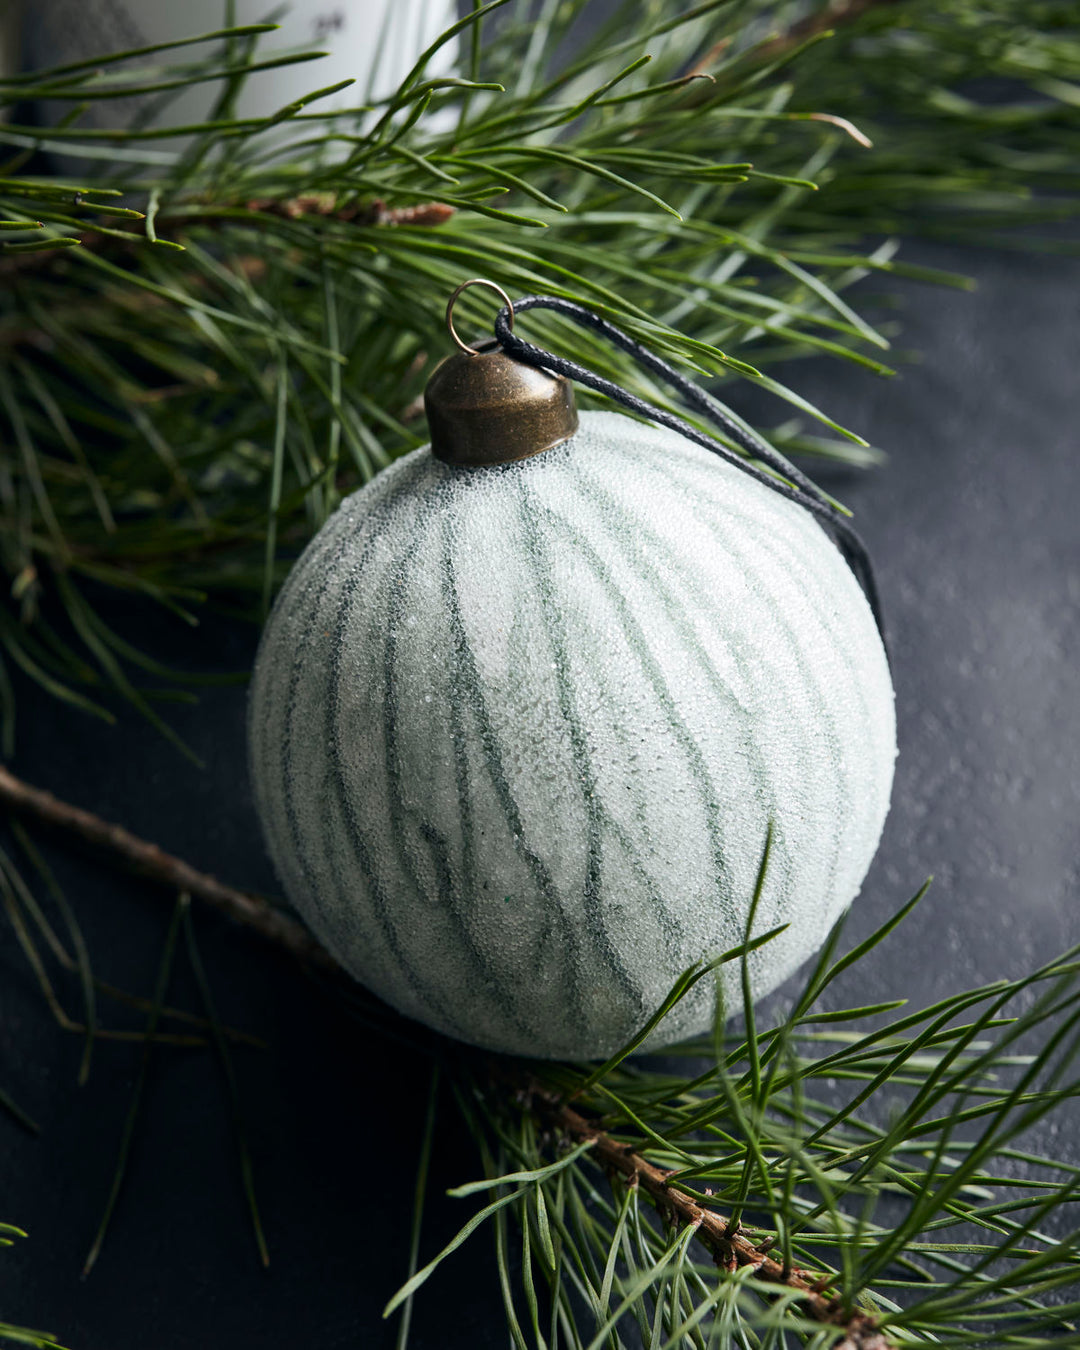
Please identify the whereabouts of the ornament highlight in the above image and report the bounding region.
[249,394,896,1059]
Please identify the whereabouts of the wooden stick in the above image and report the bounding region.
[0,763,334,971]
[534,1087,894,1350]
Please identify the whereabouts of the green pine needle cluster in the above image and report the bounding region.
[0,0,1077,756]
[2,2,1080,1347]
[382,862,1080,1349]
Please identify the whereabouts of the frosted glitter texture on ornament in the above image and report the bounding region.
[249,412,896,1059]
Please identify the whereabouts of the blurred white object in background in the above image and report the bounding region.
[21,0,458,163]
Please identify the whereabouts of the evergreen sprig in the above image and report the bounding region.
[386,880,1080,1349]
[0,0,1077,757]
[2,3,1079,1346]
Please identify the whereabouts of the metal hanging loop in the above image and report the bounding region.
[445,278,515,356]
[427,280,575,465]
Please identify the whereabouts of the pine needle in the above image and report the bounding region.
[181,905,269,1268]
[82,895,186,1277]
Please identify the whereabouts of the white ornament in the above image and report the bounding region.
[249,410,896,1059]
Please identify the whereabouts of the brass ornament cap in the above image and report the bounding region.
[425,347,579,468]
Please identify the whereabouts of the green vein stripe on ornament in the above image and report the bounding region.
[519,478,652,1022]
[443,495,593,1034]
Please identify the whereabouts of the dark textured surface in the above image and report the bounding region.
[2,242,1078,1347]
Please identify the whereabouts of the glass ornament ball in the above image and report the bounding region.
[248,410,896,1060]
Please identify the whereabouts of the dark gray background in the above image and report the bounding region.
[1,241,1077,1347]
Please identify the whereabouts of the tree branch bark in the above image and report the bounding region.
[751,0,906,65]
[0,195,454,281]
[531,1087,894,1350]
[0,762,334,972]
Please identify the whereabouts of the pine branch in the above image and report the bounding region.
[1,0,1077,755]
[689,0,906,82]
[529,1086,894,1350]
[750,0,907,66]
[0,763,331,972]
[3,8,1080,1345]
[0,195,456,279]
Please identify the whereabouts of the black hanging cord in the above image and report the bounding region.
[493,295,888,655]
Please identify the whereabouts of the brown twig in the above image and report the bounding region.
[530,1087,894,1350]
[0,761,893,1345]
[237,194,455,228]
[749,0,905,66]
[686,0,904,84]
[0,194,454,281]
[0,763,335,972]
